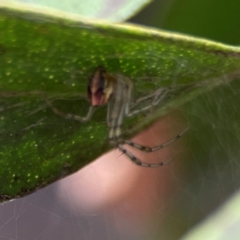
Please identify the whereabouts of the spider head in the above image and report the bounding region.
[88,66,115,106]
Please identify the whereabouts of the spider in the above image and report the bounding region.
[46,66,189,167]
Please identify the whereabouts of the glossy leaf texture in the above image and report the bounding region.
[1,4,240,201]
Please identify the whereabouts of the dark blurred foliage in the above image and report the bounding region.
[130,0,240,45]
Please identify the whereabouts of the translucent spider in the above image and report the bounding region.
[46,66,188,167]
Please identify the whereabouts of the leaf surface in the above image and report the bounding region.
[1,4,240,201]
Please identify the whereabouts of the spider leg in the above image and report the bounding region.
[107,73,130,137]
[118,145,173,167]
[128,85,190,118]
[126,88,169,117]
[108,101,125,144]
[45,98,95,122]
[130,88,166,110]
[0,102,25,112]
[116,127,189,152]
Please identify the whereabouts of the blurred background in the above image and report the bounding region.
[1,0,240,240]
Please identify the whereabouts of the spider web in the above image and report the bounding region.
[2,3,240,240]
[1,44,240,239]
[1,41,240,240]
[1,74,240,240]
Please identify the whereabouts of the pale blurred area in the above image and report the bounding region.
[55,113,188,239]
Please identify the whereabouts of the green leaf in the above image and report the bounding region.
[1,3,240,201]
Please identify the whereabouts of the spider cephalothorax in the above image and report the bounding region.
[88,66,116,106]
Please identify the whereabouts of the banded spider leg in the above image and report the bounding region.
[46,66,189,167]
